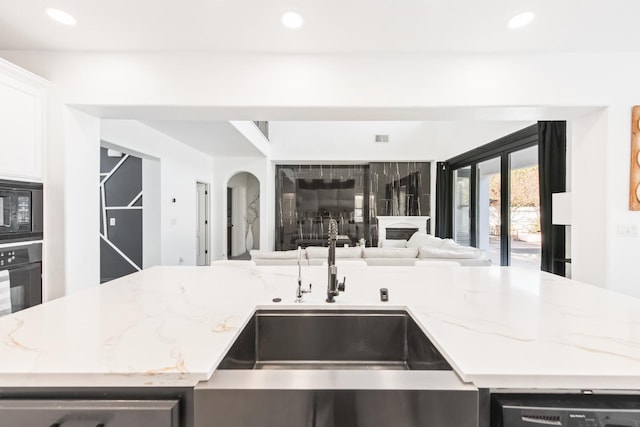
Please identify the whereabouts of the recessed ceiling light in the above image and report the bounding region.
[507,11,534,29]
[282,11,304,29]
[45,8,77,26]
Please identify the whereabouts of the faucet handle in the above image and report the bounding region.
[338,277,346,292]
[295,281,312,303]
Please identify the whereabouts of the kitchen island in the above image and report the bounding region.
[0,265,639,425]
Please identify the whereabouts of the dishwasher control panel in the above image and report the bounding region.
[493,394,640,427]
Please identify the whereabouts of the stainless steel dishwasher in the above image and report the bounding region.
[492,394,640,427]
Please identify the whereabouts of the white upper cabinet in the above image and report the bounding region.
[0,58,47,181]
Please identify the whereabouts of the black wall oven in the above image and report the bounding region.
[0,242,42,314]
[0,179,43,315]
[0,179,43,243]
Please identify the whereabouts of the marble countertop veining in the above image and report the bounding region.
[0,265,639,390]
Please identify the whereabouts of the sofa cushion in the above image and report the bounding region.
[250,249,304,259]
[362,247,419,259]
[306,246,363,259]
[406,232,445,249]
[418,245,484,259]
[440,239,469,250]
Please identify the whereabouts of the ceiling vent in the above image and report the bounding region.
[374,134,389,144]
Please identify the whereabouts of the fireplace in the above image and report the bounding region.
[376,216,430,246]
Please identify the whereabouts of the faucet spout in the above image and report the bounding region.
[295,246,311,302]
[326,219,345,303]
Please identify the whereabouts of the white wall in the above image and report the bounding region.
[101,120,214,266]
[269,121,533,161]
[63,108,101,296]
[570,110,608,287]
[604,105,639,296]
[0,52,624,108]
[1,51,639,295]
[141,157,161,268]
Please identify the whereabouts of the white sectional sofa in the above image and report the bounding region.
[250,232,491,267]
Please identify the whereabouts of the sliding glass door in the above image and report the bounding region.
[509,146,541,268]
[477,157,501,265]
[453,166,471,246]
[447,124,539,267]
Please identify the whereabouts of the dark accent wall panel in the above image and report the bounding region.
[106,210,143,267]
[100,239,138,283]
[104,156,142,207]
[99,146,143,283]
[100,148,123,173]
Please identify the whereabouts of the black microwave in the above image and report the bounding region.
[0,179,43,242]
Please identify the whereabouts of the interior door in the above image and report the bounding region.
[227,187,232,257]
[196,183,209,266]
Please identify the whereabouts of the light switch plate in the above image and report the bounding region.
[109,218,116,226]
[617,224,638,237]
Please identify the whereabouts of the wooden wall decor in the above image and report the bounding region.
[631,106,640,210]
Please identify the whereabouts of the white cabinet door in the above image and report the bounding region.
[0,62,45,181]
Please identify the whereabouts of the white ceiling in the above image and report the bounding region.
[142,120,264,157]
[0,0,638,53]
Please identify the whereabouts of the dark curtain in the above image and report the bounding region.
[435,161,453,238]
[538,121,567,276]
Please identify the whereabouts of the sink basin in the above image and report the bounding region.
[200,310,475,427]
[218,309,451,371]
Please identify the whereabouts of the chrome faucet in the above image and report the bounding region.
[295,246,311,303]
[326,219,346,303]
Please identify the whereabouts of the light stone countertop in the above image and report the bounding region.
[0,265,639,390]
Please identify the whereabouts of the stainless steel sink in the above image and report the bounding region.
[199,309,480,427]
[218,309,451,371]
[196,309,479,427]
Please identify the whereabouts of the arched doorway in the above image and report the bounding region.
[226,172,260,259]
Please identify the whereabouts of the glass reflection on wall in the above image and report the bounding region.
[275,163,431,250]
[368,162,431,246]
[276,165,368,251]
